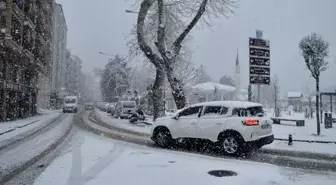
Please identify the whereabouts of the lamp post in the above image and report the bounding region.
[125,10,139,14]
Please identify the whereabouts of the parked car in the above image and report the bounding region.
[107,102,117,114]
[63,96,78,113]
[150,101,274,155]
[113,101,137,119]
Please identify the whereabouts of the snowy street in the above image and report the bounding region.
[1,109,335,184]
[31,131,336,185]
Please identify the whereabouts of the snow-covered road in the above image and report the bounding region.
[33,131,336,185]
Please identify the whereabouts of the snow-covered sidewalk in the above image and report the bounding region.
[266,110,336,142]
[33,132,336,185]
[0,114,73,182]
[0,112,62,143]
[272,121,336,142]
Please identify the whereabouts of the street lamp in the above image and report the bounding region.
[98,52,115,58]
[125,10,139,14]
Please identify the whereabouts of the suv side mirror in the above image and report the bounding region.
[172,115,179,120]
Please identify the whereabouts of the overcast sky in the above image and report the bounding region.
[56,0,336,95]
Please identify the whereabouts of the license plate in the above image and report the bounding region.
[261,124,270,129]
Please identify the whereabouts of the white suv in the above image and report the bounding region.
[150,101,274,155]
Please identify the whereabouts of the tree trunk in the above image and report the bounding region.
[165,66,187,109]
[315,77,321,135]
[152,67,165,121]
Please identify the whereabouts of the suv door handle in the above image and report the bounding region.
[190,122,197,125]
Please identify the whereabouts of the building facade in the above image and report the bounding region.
[0,0,54,121]
[50,3,67,108]
[51,4,67,95]
[64,54,82,96]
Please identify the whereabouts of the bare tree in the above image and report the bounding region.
[271,75,280,117]
[193,64,213,85]
[134,0,236,119]
[299,33,329,135]
[219,75,235,86]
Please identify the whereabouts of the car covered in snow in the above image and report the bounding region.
[113,101,137,119]
[150,101,274,155]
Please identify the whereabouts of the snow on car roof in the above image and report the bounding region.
[65,96,77,99]
[191,101,262,108]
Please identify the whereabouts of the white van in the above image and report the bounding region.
[63,96,78,113]
[113,101,137,119]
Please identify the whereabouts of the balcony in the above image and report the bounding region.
[0,16,6,39]
[10,16,22,46]
[13,0,24,10]
[12,1,25,20]
[24,0,36,24]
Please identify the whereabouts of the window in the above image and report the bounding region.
[203,106,222,116]
[65,99,76,104]
[221,107,228,115]
[232,108,247,117]
[178,106,202,117]
[246,106,264,117]
[232,106,264,117]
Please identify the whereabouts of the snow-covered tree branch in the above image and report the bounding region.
[299,32,329,135]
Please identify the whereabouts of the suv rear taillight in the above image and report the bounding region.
[242,119,259,126]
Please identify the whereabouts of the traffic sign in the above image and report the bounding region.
[256,30,263,39]
[249,48,270,58]
[250,57,270,66]
[249,75,270,85]
[249,38,270,48]
[250,66,270,75]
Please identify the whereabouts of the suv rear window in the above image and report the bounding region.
[232,106,264,117]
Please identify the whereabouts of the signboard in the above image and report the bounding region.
[249,75,270,84]
[250,66,270,75]
[249,48,270,57]
[250,57,270,66]
[249,38,270,48]
[249,31,271,85]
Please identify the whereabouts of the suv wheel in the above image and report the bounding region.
[221,135,242,156]
[154,129,172,148]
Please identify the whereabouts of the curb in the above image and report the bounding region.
[0,128,16,136]
[79,113,336,172]
[0,120,39,136]
[0,114,74,184]
[274,137,336,144]
[259,147,336,161]
[17,120,40,128]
